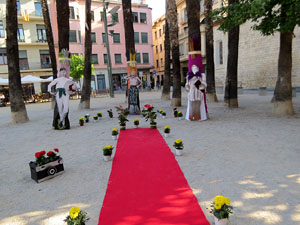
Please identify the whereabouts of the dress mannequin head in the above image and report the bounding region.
[191,65,199,74]
[59,67,67,77]
[130,69,136,77]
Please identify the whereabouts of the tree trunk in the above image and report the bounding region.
[273,30,295,115]
[224,0,239,108]
[122,0,135,54]
[167,0,181,107]
[161,0,171,100]
[186,0,200,45]
[6,0,29,123]
[204,0,218,102]
[79,0,92,109]
[56,0,69,51]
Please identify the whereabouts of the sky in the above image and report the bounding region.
[146,0,166,22]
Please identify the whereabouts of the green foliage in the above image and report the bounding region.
[70,54,95,80]
[210,202,233,220]
[64,210,89,225]
[115,106,129,126]
[212,0,300,35]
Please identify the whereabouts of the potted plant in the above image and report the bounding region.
[115,105,129,130]
[142,104,157,129]
[103,145,114,161]
[173,108,178,118]
[84,114,90,123]
[29,148,64,183]
[210,195,233,225]
[158,109,164,117]
[79,117,84,126]
[177,112,183,120]
[173,139,184,156]
[97,112,102,118]
[164,125,170,137]
[107,109,113,118]
[162,111,166,118]
[93,115,98,121]
[112,128,118,140]
[64,207,89,225]
[134,119,139,128]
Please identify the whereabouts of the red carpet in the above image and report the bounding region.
[98,128,209,225]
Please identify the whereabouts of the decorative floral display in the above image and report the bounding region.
[112,128,118,136]
[84,114,90,122]
[210,195,233,220]
[103,145,114,156]
[177,112,183,117]
[64,207,89,225]
[162,111,166,117]
[173,139,184,149]
[164,125,171,134]
[34,148,60,166]
[173,107,178,117]
[97,112,102,117]
[134,119,139,125]
[93,115,98,120]
[107,109,113,118]
[79,117,84,124]
[142,104,157,127]
[115,105,129,128]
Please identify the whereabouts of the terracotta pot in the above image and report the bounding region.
[79,122,84,126]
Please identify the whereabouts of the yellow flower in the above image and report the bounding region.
[159,109,163,113]
[224,197,231,205]
[175,139,182,144]
[214,203,222,210]
[134,119,139,122]
[69,207,80,219]
[112,128,118,132]
[79,117,84,120]
[214,195,225,205]
[108,145,112,149]
[164,125,170,129]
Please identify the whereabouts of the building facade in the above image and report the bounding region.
[0,0,154,93]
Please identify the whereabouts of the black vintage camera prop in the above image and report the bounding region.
[29,157,64,183]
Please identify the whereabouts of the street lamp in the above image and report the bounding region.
[102,1,119,98]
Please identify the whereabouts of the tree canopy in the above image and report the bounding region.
[212,0,300,35]
[70,54,95,80]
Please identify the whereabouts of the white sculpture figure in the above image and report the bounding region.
[48,67,79,129]
[185,64,207,121]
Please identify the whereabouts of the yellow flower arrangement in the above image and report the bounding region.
[173,139,184,149]
[103,145,114,156]
[176,139,182,144]
[70,207,80,219]
[112,128,118,135]
[64,207,89,224]
[134,119,139,125]
[164,125,171,133]
[210,195,233,220]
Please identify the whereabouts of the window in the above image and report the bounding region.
[160,58,163,67]
[69,30,77,42]
[142,53,149,64]
[156,59,159,68]
[102,33,107,43]
[132,12,138,23]
[91,32,96,43]
[136,53,141,64]
[114,54,122,64]
[0,48,7,65]
[91,54,98,64]
[36,24,46,42]
[0,21,5,38]
[155,31,157,40]
[134,32,139,44]
[160,44,162,52]
[100,11,105,21]
[140,13,147,24]
[17,24,25,42]
[159,29,161,37]
[179,44,184,56]
[141,32,148,44]
[40,50,51,68]
[34,2,43,17]
[219,41,223,65]
[113,33,120,43]
[155,46,158,54]
[112,13,119,23]
[69,7,75,19]
[16,1,21,15]
[19,50,29,70]
[78,30,81,43]
[91,11,94,21]
[103,54,108,64]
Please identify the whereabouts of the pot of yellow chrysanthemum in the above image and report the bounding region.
[103,145,114,161]
[210,195,233,225]
[134,119,139,128]
[64,206,89,225]
[173,139,184,156]
[112,128,118,140]
[164,125,170,137]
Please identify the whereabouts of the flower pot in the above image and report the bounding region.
[93,118,98,121]
[29,157,64,183]
[109,115,113,118]
[162,116,166,119]
[85,119,89,123]
[175,149,183,156]
[79,122,84,126]
[134,125,139,128]
[112,135,117,140]
[103,155,112,161]
[214,217,228,225]
[150,124,157,129]
[120,125,126,130]
[174,114,178,118]
[178,117,183,120]
[164,133,169,138]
